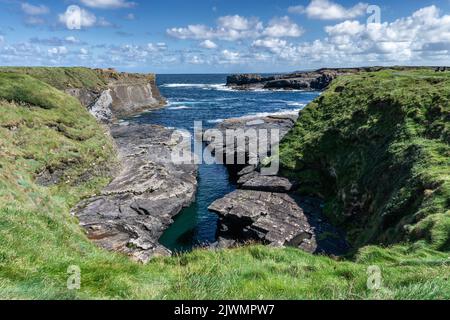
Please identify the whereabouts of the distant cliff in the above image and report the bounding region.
[0,67,166,123]
[227,66,444,91]
[66,68,166,123]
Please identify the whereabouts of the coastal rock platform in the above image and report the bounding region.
[72,123,197,263]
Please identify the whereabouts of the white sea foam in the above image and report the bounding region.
[241,108,302,119]
[207,108,303,124]
[162,83,226,89]
[287,102,306,107]
[207,118,225,124]
[168,105,190,110]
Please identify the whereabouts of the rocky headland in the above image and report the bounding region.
[226,66,442,91]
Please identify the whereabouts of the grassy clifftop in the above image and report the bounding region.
[0,67,156,91]
[0,67,108,91]
[0,68,448,299]
[280,69,450,251]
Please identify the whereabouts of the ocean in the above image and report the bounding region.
[126,74,320,252]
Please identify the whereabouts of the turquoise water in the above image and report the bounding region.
[128,74,320,252]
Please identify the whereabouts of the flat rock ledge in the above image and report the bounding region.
[209,190,317,252]
[72,123,197,263]
[205,114,298,179]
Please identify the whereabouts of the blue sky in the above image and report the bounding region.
[0,0,450,73]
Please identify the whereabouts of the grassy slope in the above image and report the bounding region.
[0,67,108,91]
[0,69,448,300]
[280,69,450,252]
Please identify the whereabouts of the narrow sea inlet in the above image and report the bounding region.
[126,74,320,252]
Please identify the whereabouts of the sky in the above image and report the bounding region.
[0,0,450,73]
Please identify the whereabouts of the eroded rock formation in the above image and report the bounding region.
[208,113,349,255]
[72,124,197,263]
[66,69,166,123]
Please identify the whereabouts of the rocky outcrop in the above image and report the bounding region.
[226,66,440,91]
[66,69,166,123]
[238,171,294,192]
[226,74,276,87]
[226,68,359,91]
[72,123,197,263]
[209,190,349,255]
[108,82,162,118]
[209,190,316,251]
[208,113,349,255]
[205,114,299,179]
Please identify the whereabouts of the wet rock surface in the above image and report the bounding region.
[72,123,197,263]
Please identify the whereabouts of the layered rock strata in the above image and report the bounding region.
[208,113,349,255]
[66,69,166,123]
[72,124,197,263]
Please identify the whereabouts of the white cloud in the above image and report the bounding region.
[80,0,136,9]
[167,15,263,41]
[48,46,68,56]
[5,4,450,70]
[220,49,240,64]
[287,5,305,15]
[147,42,167,52]
[125,13,135,20]
[65,36,78,43]
[276,5,450,65]
[321,5,450,58]
[263,16,304,37]
[325,20,365,36]
[289,0,368,20]
[167,14,302,41]
[21,3,49,15]
[187,55,205,64]
[217,15,260,31]
[58,7,113,28]
[200,39,218,49]
[59,7,96,28]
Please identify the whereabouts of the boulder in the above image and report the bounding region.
[209,190,317,252]
[238,172,294,193]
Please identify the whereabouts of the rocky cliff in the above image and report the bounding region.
[66,68,166,123]
[227,66,443,91]
[72,123,197,263]
[206,114,349,255]
[0,67,166,123]
[279,68,450,251]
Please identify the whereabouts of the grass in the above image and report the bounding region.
[0,67,108,91]
[0,68,449,300]
[280,69,450,251]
